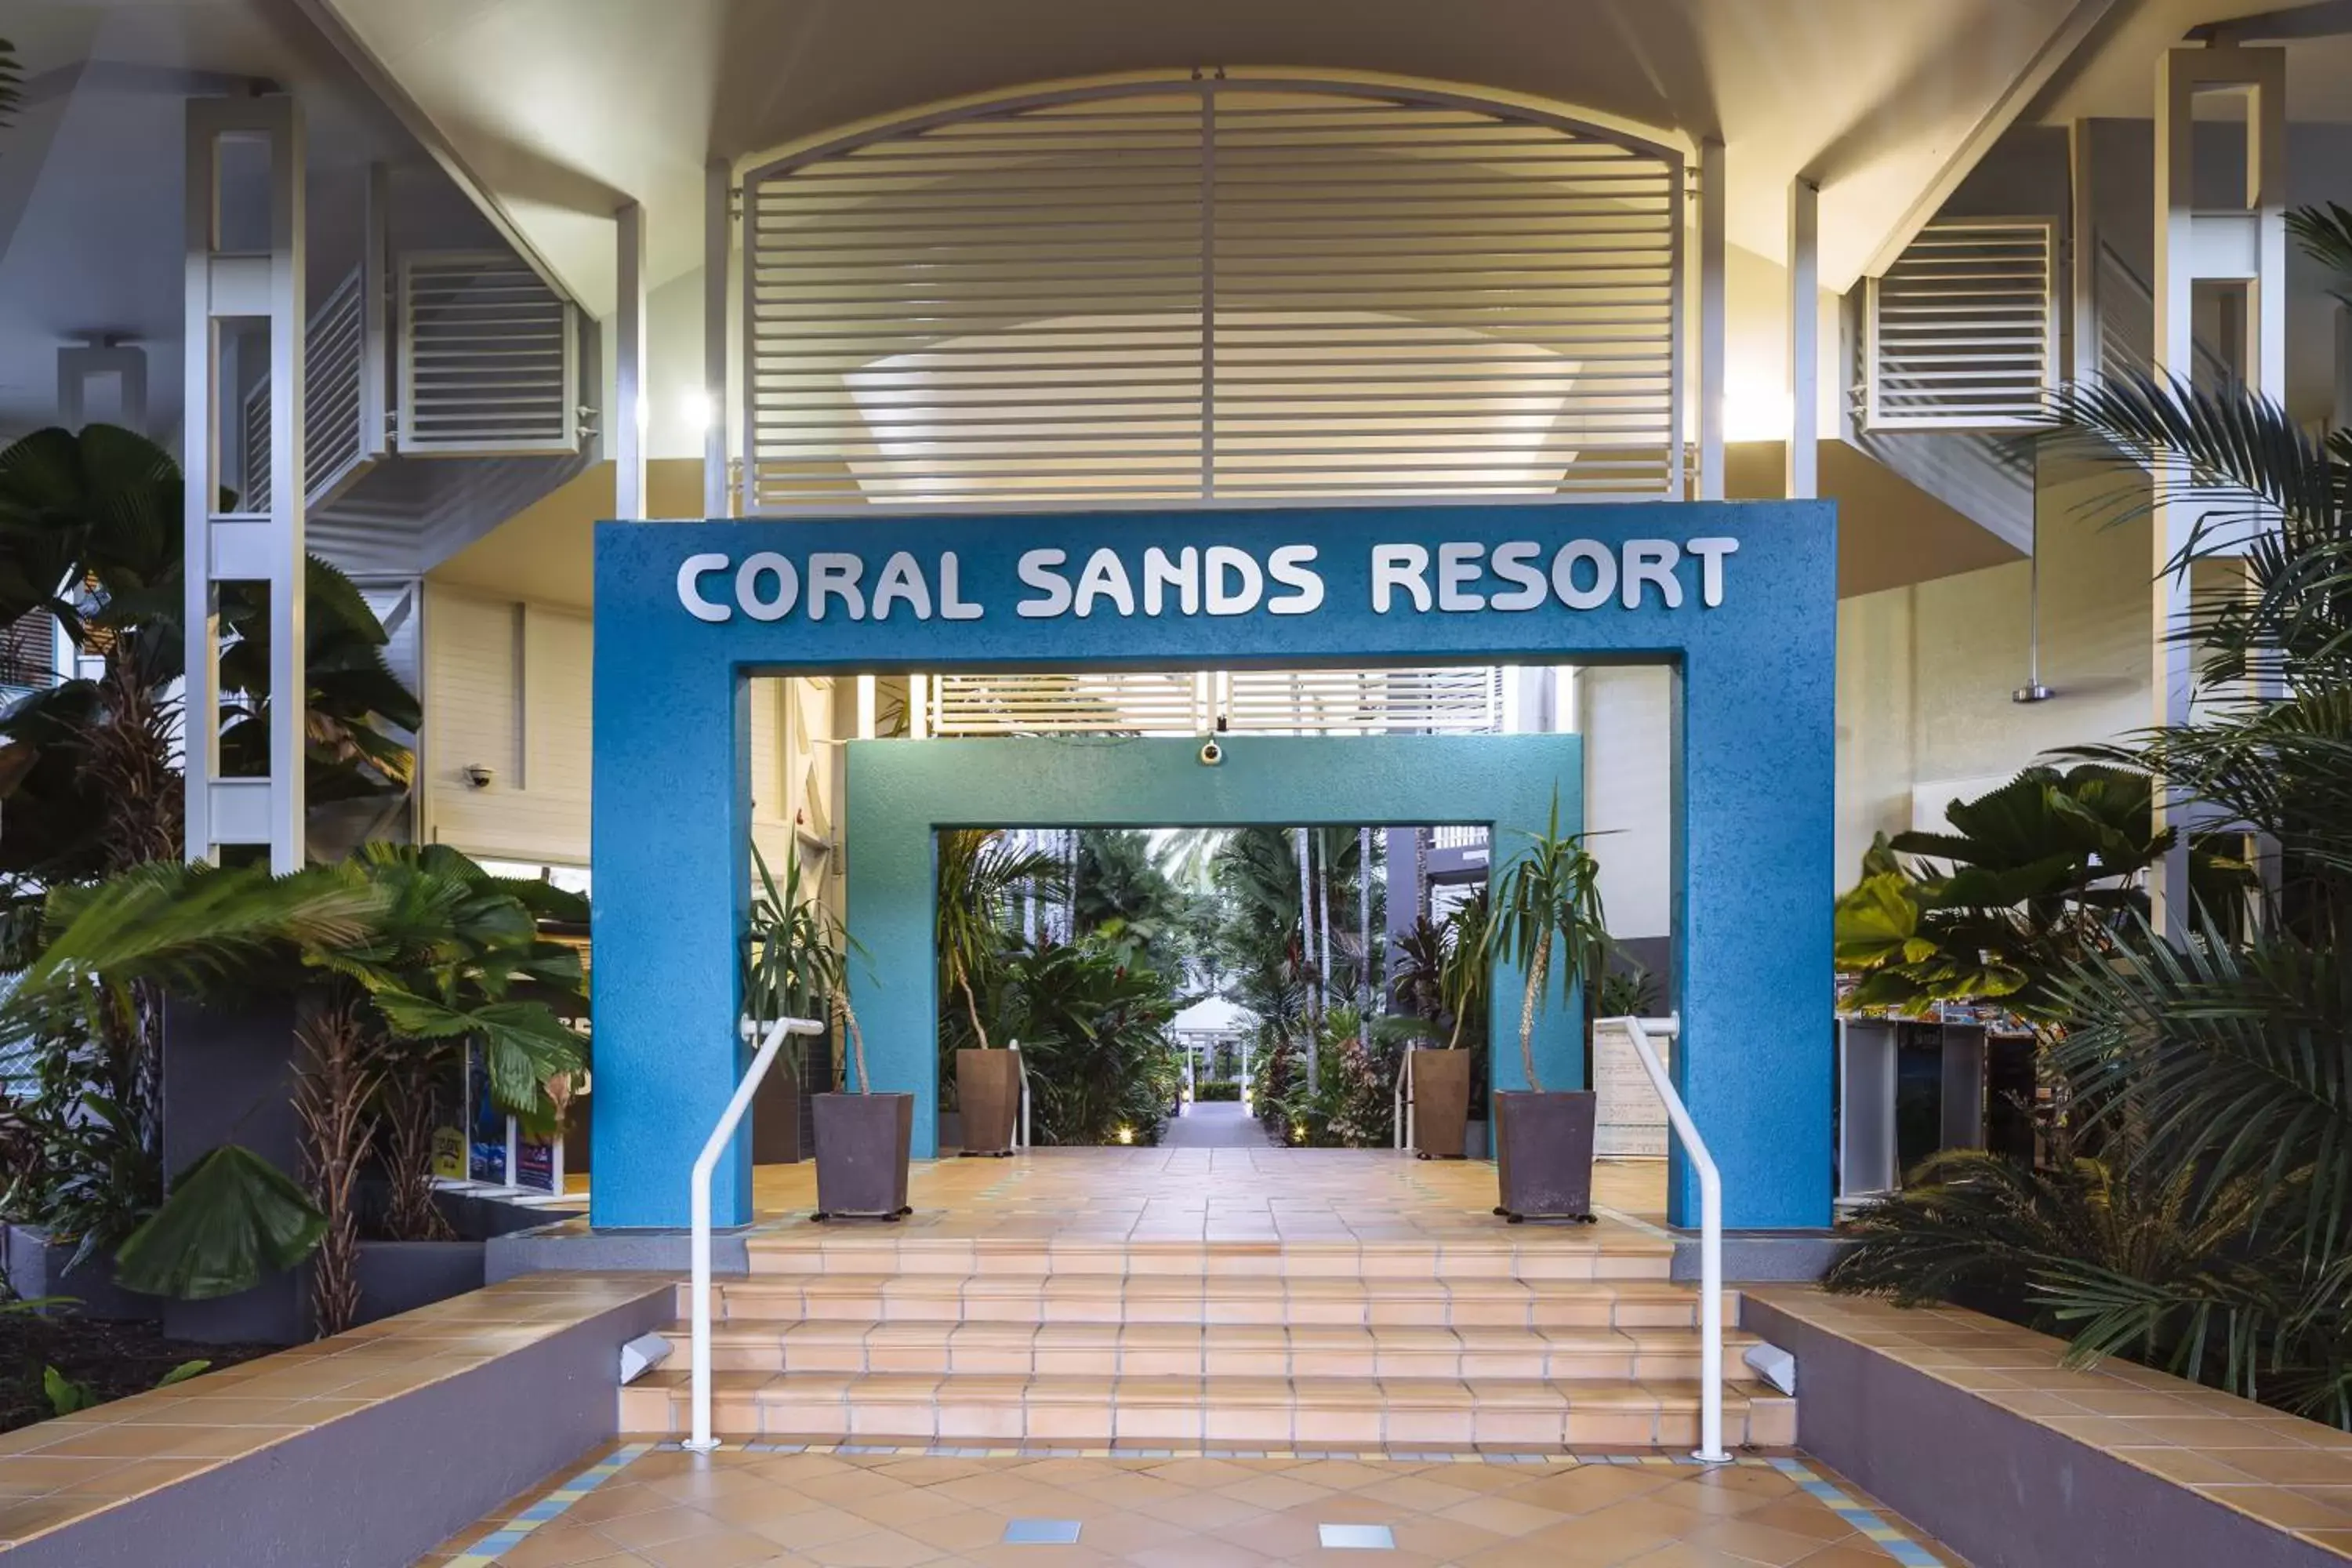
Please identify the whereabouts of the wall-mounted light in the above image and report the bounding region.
[463,763,495,789]
[681,389,716,435]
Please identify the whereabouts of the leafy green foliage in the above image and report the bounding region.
[113,1146,326,1301]
[0,426,419,887]
[1834,765,2173,1018]
[998,937,1180,1146]
[936,829,1063,1053]
[1832,205,2352,1430]
[1488,793,1607,1094]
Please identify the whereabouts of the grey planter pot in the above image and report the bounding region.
[1465,1120,1490,1160]
[1493,1091,1599,1223]
[813,1091,913,1221]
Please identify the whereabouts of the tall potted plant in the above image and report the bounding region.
[1392,892,1486,1159]
[1487,796,1609,1222]
[936,829,1057,1156]
[781,860,906,1220]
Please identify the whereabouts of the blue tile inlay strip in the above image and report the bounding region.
[1770,1457,1946,1566]
[446,1443,653,1566]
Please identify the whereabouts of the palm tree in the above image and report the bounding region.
[935,829,1062,1050]
[1486,793,1607,1094]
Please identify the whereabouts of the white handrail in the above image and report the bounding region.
[688,1014,826,1454]
[1392,1045,1417,1151]
[1610,1014,1729,1465]
[1014,1042,1032,1150]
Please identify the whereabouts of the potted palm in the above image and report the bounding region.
[1414,890,1489,1159]
[745,844,833,1162]
[774,859,906,1221]
[1487,795,1610,1222]
[937,829,1057,1156]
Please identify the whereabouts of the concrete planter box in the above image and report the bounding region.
[5,1226,160,1320]
[166,1237,489,1344]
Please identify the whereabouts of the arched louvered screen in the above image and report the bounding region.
[740,78,1685,511]
[1864,218,2059,430]
[397,252,579,456]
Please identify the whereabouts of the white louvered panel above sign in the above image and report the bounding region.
[741,78,1684,511]
[1865,218,2058,431]
[398,252,579,456]
[927,666,1501,736]
[1224,667,1501,733]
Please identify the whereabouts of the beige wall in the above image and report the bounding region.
[1581,666,1674,942]
[420,580,840,881]
[1835,452,2153,882]
[1573,450,2156,935]
[422,586,595,865]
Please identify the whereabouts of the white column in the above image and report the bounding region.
[184,97,307,872]
[361,162,391,462]
[705,159,732,519]
[2150,44,2287,937]
[1785,177,1819,500]
[614,201,648,521]
[2069,121,2098,387]
[1697,137,1726,501]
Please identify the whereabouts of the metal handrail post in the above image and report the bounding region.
[1615,1014,1728,1464]
[688,1014,825,1454]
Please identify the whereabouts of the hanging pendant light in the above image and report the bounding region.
[2013,503,2056,704]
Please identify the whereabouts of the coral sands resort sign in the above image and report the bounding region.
[673,535,1740,626]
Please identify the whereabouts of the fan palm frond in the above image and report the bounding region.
[2048,923,2352,1265]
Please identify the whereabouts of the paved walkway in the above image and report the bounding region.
[1161,1098,1276,1149]
[422,1442,1962,1566]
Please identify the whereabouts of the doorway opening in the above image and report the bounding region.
[935,823,1512,1152]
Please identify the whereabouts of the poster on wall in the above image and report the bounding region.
[467,1044,507,1184]
[1592,1018,1671,1159]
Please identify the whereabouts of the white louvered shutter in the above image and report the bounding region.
[1865,219,2058,430]
[397,252,579,455]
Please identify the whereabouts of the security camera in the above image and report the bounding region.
[1198,739,1223,767]
[463,763,495,789]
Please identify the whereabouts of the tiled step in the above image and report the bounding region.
[621,1367,1797,1449]
[668,1318,1766,1384]
[743,1235,1675,1282]
[690,1274,1736,1331]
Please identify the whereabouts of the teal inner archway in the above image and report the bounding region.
[845,731,1585,1156]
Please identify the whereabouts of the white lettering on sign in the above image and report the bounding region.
[672,538,1740,622]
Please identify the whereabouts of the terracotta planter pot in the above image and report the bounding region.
[812,1091,913,1220]
[1411,1048,1472,1160]
[956,1047,1022,1156]
[1493,1090,1598,1222]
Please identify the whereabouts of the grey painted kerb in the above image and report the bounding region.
[1744,1294,2346,1568]
[5,1281,673,1568]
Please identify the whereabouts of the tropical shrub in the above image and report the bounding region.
[0,425,420,1272]
[1,851,587,1335]
[997,936,1179,1146]
[1193,1080,1242,1102]
[1828,203,2352,1429]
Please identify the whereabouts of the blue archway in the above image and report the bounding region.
[589,500,1835,1231]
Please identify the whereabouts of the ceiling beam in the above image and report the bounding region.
[281,0,583,307]
[1860,0,2122,281]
